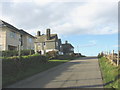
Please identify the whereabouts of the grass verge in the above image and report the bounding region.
[3,59,70,87]
[99,57,120,89]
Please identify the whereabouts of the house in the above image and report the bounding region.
[74,53,81,56]
[0,20,35,51]
[58,39,63,55]
[61,41,74,55]
[34,29,62,55]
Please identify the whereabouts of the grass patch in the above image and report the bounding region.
[49,59,69,62]
[99,57,120,89]
[3,59,70,87]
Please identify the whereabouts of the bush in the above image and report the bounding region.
[2,50,35,57]
[21,50,35,56]
[2,54,48,87]
[2,50,18,57]
[46,51,58,59]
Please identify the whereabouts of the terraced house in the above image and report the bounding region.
[35,29,63,55]
[0,20,74,56]
[0,20,35,51]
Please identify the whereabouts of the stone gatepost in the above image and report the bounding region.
[117,51,120,66]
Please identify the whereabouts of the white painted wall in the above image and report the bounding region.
[46,49,58,53]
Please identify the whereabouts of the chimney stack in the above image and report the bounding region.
[65,40,68,44]
[37,31,41,36]
[46,28,51,40]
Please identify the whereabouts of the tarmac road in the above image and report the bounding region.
[7,57,103,88]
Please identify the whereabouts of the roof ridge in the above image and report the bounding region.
[1,20,19,31]
[19,29,35,38]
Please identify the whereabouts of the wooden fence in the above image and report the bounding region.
[103,50,120,66]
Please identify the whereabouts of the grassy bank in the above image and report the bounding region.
[2,55,70,87]
[99,57,120,89]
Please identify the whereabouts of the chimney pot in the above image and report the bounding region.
[65,40,68,44]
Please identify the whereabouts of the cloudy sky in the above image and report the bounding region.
[0,0,119,56]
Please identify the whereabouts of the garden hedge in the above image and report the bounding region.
[2,50,35,57]
[2,54,48,77]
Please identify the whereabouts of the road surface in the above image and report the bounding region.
[7,57,103,88]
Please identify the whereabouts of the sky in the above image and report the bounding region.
[0,0,119,56]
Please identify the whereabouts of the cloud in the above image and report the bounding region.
[1,0,118,2]
[1,1,118,35]
[53,2,118,35]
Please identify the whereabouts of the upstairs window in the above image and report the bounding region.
[71,48,74,51]
[10,31,16,38]
[20,35,23,46]
[28,38,32,43]
[56,42,58,46]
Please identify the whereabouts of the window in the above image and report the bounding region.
[28,38,32,43]
[60,45,62,48]
[43,42,45,45]
[10,31,16,38]
[56,42,58,46]
[71,48,74,51]
[20,35,23,46]
[0,23,5,27]
[8,45,17,50]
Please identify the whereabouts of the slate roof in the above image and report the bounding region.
[62,43,74,48]
[35,34,58,43]
[19,29,35,38]
[0,20,35,38]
